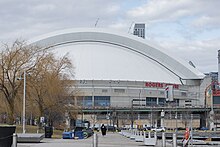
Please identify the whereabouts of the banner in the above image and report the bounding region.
[165,85,174,101]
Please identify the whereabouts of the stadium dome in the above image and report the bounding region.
[28,28,204,84]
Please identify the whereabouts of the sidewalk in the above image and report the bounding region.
[18,132,173,147]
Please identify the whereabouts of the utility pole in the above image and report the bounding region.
[22,70,26,134]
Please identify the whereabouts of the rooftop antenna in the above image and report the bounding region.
[95,18,99,27]
[128,21,134,33]
[189,61,196,68]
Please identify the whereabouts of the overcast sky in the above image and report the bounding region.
[0,0,220,73]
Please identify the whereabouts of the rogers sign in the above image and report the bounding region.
[145,82,179,89]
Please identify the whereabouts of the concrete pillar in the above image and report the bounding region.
[12,133,17,147]
[172,133,177,147]
[162,132,166,147]
[209,110,215,131]
[93,133,98,147]
[148,132,151,138]
[154,132,157,139]
[161,110,165,127]
[156,97,159,105]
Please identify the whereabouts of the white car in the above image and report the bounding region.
[151,127,166,132]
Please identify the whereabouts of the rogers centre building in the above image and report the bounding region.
[29,28,211,128]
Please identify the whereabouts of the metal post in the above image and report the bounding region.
[190,114,193,147]
[173,133,177,147]
[175,100,178,133]
[131,99,134,129]
[93,133,98,147]
[162,132,166,147]
[12,133,17,147]
[23,70,26,134]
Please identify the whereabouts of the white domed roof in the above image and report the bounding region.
[28,28,205,84]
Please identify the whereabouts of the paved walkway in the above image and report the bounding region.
[18,132,174,147]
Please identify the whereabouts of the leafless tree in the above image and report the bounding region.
[0,40,75,124]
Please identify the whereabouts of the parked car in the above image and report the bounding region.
[144,126,152,131]
[107,126,116,132]
[200,127,209,131]
[151,127,166,132]
[74,127,94,138]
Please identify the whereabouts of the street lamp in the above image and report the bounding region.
[22,70,26,134]
[18,70,26,133]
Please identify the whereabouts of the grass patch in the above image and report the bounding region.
[15,125,63,138]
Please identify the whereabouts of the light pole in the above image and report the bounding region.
[22,70,26,133]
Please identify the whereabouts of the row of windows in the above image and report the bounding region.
[77,96,110,107]
[75,96,179,107]
[146,97,179,106]
[98,89,187,97]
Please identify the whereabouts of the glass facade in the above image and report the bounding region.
[169,99,179,106]
[77,96,92,107]
[146,97,178,106]
[146,97,157,106]
[94,96,110,107]
[158,98,165,106]
[213,96,220,106]
[76,96,110,107]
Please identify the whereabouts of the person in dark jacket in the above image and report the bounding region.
[101,124,107,136]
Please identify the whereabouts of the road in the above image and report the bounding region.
[18,132,220,147]
[18,132,173,147]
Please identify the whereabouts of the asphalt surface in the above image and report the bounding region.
[18,132,173,147]
[17,132,220,147]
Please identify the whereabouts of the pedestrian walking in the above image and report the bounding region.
[182,127,190,147]
[101,124,107,136]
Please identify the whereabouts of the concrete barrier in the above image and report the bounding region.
[162,132,166,147]
[92,133,98,147]
[12,133,17,147]
[135,131,144,142]
[130,129,136,140]
[173,133,177,147]
[143,131,157,146]
[17,133,44,143]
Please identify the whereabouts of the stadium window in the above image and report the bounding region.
[94,96,110,107]
[146,97,157,106]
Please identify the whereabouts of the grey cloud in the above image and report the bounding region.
[159,38,220,72]
[0,0,219,73]
[0,0,125,42]
[127,0,220,29]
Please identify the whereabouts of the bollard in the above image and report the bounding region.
[143,131,146,140]
[12,133,17,147]
[93,133,98,147]
[173,133,177,147]
[162,132,166,147]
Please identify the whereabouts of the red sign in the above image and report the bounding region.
[145,82,179,89]
[213,90,220,96]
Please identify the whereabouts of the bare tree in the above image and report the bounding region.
[0,41,52,124]
[0,40,75,124]
[27,52,74,126]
